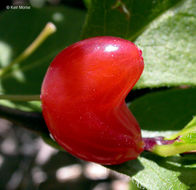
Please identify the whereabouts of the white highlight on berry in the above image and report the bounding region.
[105,45,118,52]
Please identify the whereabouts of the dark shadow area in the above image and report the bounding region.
[130,88,196,131]
[125,87,169,103]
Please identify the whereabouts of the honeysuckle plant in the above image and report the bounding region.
[0,0,195,189]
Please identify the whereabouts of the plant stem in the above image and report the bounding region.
[0,22,56,77]
[143,137,175,151]
[143,136,196,157]
[151,143,196,157]
[0,94,40,101]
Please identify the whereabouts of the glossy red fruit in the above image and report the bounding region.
[41,36,144,165]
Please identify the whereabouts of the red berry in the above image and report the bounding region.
[41,36,144,165]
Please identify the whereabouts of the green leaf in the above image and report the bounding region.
[0,6,85,111]
[82,0,196,88]
[129,88,196,135]
[0,100,41,112]
[135,0,196,88]
[129,180,143,190]
[82,0,182,40]
[108,152,196,190]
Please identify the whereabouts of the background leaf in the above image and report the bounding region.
[0,6,85,110]
[129,88,196,136]
[135,0,196,88]
[82,0,182,41]
[82,0,196,88]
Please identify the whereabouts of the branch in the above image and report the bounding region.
[0,104,48,135]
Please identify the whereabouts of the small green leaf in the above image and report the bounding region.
[150,117,196,157]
